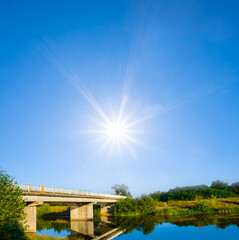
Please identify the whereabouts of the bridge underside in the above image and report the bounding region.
[23,195,116,232]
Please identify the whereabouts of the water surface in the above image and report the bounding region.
[35,214,239,239]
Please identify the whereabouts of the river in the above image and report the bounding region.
[29,214,239,239]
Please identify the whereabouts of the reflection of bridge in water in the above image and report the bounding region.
[70,217,124,240]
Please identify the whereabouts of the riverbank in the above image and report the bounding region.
[37,205,69,219]
[114,197,239,216]
[36,197,239,219]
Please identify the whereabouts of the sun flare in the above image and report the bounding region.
[105,122,127,141]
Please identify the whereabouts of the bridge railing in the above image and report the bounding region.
[17,183,125,199]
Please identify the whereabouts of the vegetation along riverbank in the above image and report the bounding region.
[113,181,239,216]
[37,181,239,218]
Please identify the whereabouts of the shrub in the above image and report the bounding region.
[38,204,51,217]
[138,196,157,213]
[207,194,217,208]
[114,196,157,215]
[195,195,203,201]
[193,201,209,212]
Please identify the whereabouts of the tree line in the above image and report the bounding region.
[112,180,239,202]
[149,180,239,201]
[112,180,239,215]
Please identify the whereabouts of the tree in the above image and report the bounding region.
[0,170,25,222]
[38,203,51,217]
[112,184,131,197]
[231,182,239,194]
[211,180,228,189]
[0,170,26,238]
[114,197,138,214]
[138,196,157,213]
[140,193,149,199]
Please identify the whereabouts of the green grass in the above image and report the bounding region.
[37,205,69,218]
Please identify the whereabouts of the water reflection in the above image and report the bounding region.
[35,214,239,239]
[113,214,239,235]
[36,217,123,239]
[71,220,94,236]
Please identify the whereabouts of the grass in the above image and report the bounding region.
[154,197,239,216]
[116,197,239,216]
[161,197,239,209]
[37,206,69,218]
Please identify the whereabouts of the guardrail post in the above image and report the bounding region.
[41,185,45,194]
[28,184,30,193]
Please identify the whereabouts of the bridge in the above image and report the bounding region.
[18,184,125,232]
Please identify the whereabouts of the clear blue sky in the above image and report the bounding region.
[1,0,239,196]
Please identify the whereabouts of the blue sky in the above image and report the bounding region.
[0,0,239,196]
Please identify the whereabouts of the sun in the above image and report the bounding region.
[105,122,127,141]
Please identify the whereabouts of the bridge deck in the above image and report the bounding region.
[18,184,125,201]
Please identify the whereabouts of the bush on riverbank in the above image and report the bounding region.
[114,195,239,216]
[193,201,209,212]
[114,196,157,215]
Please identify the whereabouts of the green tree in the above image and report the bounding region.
[112,184,131,197]
[37,203,51,217]
[0,169,26,239]
[138,196,157,213]
[0,170,26,222]
[231,182,239,194]
[114,197,138,214]
[211,180,228,189]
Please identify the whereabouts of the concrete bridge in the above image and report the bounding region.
[18,184,125,232]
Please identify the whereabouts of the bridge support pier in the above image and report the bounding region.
[24,205,36,232]
[100,203,114,215]
[23,202,43,232]
[70,203,94,220]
